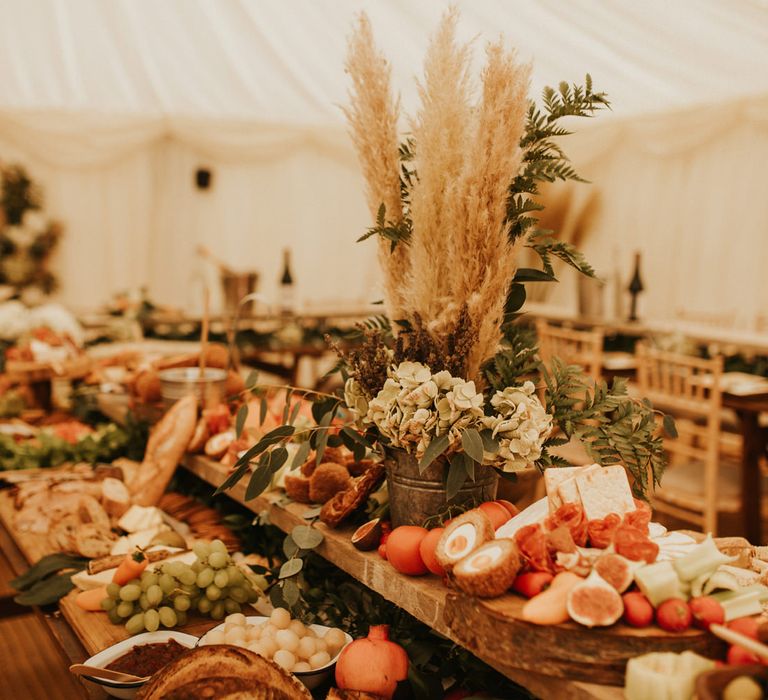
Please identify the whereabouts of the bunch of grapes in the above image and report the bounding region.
[101,540,262,635]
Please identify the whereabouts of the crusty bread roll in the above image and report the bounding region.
[131,394,198,507]
[100,477,131,518]
[77,495,112,531]
[137,645,311,700]
[74,523,117,558]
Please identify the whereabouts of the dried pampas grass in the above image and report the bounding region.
[345,9,531,383]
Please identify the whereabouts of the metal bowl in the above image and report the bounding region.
[158,367,227,409]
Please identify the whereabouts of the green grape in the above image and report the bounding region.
[196,568,215,589]
[205,585,222,601]
[197,597,213,614]
[213,570,229,589]
[139,593,151,611]
[140,572,159,588]
[210,601,225,620]
[226,566,244,587]
[191,561,205,573]
[173,595,191,612]
[119,584,142,602]
[144,609,160,633]
[175,610,188,626]
[180,583,197,595]
[192,542,211,560]
[106,582,121,599]
[100,597,116,612]
[107,607,122,625]
[159,573,176,594]
[116,601,135,618]
[165,561,187,578]
[178,568,197,586]
[247,587,261,603]
[210,539,227,554]
[159,606,177,628]
[223,599,241,615]
[146,584,163,607]
[208,551,228,570]
[227,586,248,604]
[125,612,146,635]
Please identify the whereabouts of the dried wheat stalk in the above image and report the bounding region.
[345,10,530,383]
[342,13,409,321]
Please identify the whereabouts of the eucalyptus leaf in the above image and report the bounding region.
[291,525,324,550]
[14,572,75,606]
[10,553,88,591]
[315,408,336,465]
[215,459,251,495]
[291,440,311,470]
[302,506,322,519]
[259,397,268,425]
[282,388,293,423]
[446,453,469,500]
[266,446,289,474]
[245,369,259,391]
[461,428,485,464]
[279,558,304,579]
[235,404,248,439]
[283,578,300,607]
[245,464,273,501]
[283,534,300,558]
[418,434,449,474]
[289,401,302,425]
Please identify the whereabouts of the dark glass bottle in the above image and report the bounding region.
[627,252,644,322]
[278,248,295,315]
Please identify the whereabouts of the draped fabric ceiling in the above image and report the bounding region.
[0,0,766,322]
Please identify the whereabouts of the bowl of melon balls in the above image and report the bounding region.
[198,607,352,690]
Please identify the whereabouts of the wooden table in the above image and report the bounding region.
[1,456,732,700]
[722,392,768,544]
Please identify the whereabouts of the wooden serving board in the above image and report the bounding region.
[182,455,727,688]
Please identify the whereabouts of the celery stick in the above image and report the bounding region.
[711,583,768,603]
[673,536,734,582]
[721,591,764,621]
[635,561,686,606]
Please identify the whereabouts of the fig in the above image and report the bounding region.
[352,518,383,551]
[204,430,235,459]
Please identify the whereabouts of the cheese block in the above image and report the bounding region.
[575,465,635,520]
[118,505,165,533]
[110,526,170,555]
[495,497,549,540]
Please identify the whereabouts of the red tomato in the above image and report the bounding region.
[386,526,428,575]
[511,572,553,599]
[727,645,760,665]
[729,617,760,639]
[656,599,692,632]
[477,502,512,530]
[418,528,446,576]
[621,592,654,628]
[688,596,725,630]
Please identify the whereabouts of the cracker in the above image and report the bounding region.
[575,465,636,521]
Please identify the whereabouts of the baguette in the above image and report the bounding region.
[131,395,198,507]
[100,477,131,518]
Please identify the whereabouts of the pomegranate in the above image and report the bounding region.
[335,625,409,699]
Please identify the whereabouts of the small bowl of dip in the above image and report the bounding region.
[80,631,197,699]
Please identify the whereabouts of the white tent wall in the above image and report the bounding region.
[0,0,767,320]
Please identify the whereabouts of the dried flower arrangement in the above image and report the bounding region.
[218,10,670,512]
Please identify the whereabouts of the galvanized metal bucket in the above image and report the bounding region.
[158,367,227,409]
[385,449,498,527]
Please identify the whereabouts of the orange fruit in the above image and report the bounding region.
[418,528,446,576]
[386,526,429,576]
[478,502,512,530]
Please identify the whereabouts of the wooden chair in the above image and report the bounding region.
[635,343,735,534]
[535,319,604,383]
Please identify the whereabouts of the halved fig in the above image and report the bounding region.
[594,552,636,593]
[567,570,624,627]
[352,518,383,551]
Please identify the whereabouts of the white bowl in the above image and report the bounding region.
[198,616,352,690]
[81,630,199,699]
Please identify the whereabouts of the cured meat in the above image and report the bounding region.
[515,524,554,573]
[546,526,576,556]
[545,503,588,547]
[624,499,652,534]
[614,524,659,564]
[587,513,621,549]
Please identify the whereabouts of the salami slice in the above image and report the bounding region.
[587,513,621,549]
[547,525,576,555]
[546,503,588,547]
[515,523,554,573]
[613,524,659,563]
[623,499,652,534]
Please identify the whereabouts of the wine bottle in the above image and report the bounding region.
[627,251,644,322]
[278,248,295,315]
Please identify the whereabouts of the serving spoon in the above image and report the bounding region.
[69,663,148,683]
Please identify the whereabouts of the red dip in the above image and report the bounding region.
[105,639,188,677]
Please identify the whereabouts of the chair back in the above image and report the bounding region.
[535,319,604,383]
[634,343,724,532]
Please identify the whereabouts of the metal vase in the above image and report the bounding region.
[385,449,498,528]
